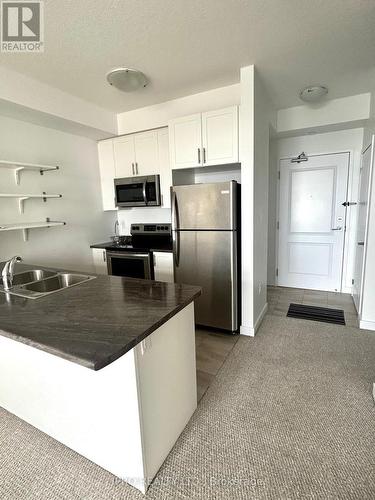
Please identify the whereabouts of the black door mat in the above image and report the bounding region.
[287,303,346,325]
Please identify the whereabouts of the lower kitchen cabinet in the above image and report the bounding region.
[153,252,174,283]
[92,248,108,274]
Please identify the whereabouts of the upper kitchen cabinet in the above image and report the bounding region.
[113,130,159,178]
[168,106,239,170]
[133,131,159,175]
[201,107,239,166]
[97,140,117,211]
[168,113,202,169]
[113,135,135,178]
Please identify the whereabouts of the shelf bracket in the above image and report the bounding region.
[18,197,29,214]
[40,165,59,176]
[14,167,24,185]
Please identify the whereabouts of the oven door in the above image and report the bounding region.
[106,251,154,280]
[114,175,161,207]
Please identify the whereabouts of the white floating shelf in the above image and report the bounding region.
[0,219,66,241]
[0,192,62,213]
[0,160,59,185]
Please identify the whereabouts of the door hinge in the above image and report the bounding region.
[276,268,279,277]
[277,221,279,230]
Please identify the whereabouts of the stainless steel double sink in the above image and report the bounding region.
[0,269,96,299]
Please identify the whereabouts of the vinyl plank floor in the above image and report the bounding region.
[195,328,239,402]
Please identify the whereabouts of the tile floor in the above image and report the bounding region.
[195,286,359,401]
[267,286,359,327]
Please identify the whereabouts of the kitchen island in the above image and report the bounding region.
[0,263,201,493]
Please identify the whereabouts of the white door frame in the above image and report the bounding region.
[355,138,375,318]
[275,150,352,292]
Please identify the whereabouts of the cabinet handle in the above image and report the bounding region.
[132,163,135,175]
[203,147,206,163]
[136,162,139,175]
[198,148,201,164]
[103,251,106,262]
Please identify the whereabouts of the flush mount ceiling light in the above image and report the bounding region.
[106,67,148,92]
[299,85,328,103]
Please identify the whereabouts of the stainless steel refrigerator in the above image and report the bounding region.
[171,181,239,332]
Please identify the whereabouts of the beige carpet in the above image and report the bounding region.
[1,315,375,499]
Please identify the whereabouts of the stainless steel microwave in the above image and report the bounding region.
[114,175,161,207]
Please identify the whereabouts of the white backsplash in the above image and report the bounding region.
[117,207,171,235]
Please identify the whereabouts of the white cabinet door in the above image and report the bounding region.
[134,131,159,176]
[97,140,117,211]
[202,106,238,166]
[113,135,135,178]
[169,113,202,170]
[153,252,174,283]
[92,248,108,274]
[157,128,172,208]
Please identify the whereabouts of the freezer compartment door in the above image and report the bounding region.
[174,230,238,331]
[172,181,237,230]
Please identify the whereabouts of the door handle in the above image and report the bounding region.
[132,163,135,175]
[203,147,206,164]
[171,190,180,267]
[142,181,147,204]
[331,227,342,231]
[135,162,139,175]
[198,148,201,164]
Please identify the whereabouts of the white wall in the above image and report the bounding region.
[269,128,364,292]
[240,66,276,335]
[0,65,117,138]
[117,208,171,236]
[117,84,240,135]
[277,93,370,135]
[0,115,115,273]
[360,135,375,329]
[267,139,278,285]
[253,70,276,324]
[239,67,255,334]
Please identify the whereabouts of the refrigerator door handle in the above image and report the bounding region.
[230,231,238,331]
[171,190,180,267]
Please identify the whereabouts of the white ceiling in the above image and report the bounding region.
[1,0,375,112]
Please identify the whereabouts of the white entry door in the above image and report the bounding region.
[278,152,349,291]
[352,137,374,312]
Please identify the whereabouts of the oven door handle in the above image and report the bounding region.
[142,181,147,205]
[107,252,149,259]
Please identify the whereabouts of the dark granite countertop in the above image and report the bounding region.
[0,263,200,371]
[90,242,173,253]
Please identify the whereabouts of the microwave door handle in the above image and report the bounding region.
[142,181,147,205]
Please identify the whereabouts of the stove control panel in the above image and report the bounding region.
[131,223,172,235]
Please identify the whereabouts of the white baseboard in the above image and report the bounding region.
[240,302,268,337]
[359,319,375,331]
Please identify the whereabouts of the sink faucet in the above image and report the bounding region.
[2,256,22,291]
